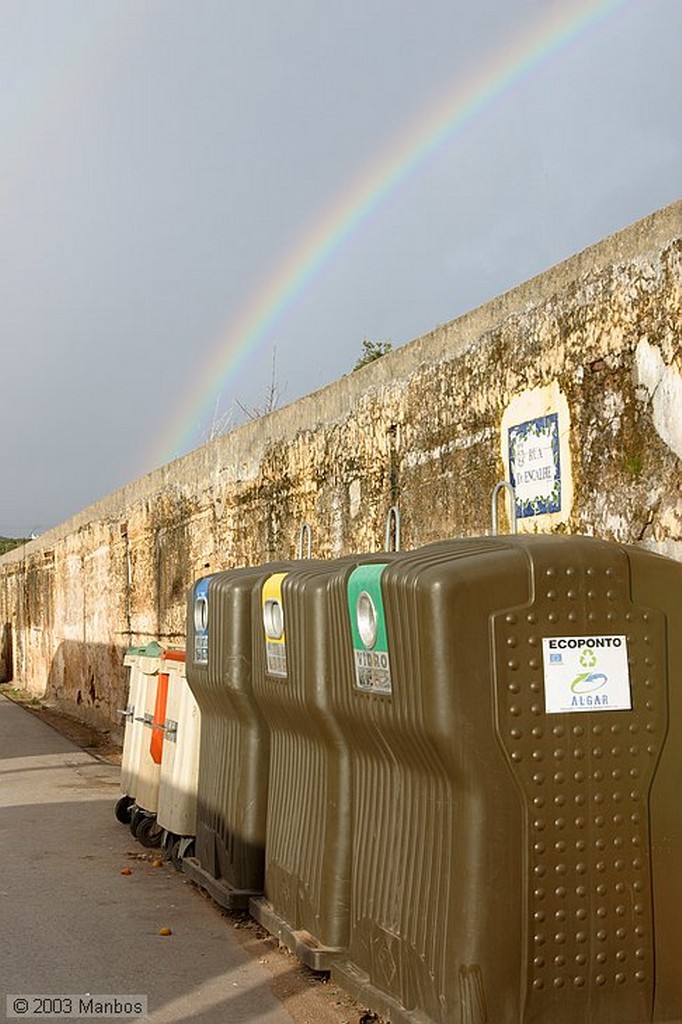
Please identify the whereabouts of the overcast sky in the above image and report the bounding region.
[0,0,679,538]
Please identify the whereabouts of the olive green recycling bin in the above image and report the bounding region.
[327,535,682,1024]
[184,564,293,909]
[249,555,393,970]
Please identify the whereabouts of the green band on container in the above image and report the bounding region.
[347,564,392,695]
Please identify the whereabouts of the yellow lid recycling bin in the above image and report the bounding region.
[249,555,393,970]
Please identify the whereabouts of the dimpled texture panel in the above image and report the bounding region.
[493,542,666,1024]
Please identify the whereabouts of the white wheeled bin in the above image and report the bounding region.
[128,642,167,847]
[155,649,201,867]
[115,642,163,826]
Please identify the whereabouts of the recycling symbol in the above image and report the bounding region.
[580,649,597,669]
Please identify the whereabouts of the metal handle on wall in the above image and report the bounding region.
[297,522,312,559]
[491,481,518,536]
[385,506,401,552]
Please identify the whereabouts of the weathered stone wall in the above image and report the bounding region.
[1,201,680,735]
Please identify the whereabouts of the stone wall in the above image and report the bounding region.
[1,201,680,735]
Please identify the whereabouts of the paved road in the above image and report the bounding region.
[0,694,304,1024]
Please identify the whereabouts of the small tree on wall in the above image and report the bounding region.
[205,348,285,441]
[235,348,284,421]
[353,339,393,371]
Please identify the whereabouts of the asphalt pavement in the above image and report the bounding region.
[0,694,310,1024]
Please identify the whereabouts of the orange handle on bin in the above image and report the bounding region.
[150,671,169,765]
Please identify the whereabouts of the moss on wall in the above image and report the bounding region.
[0,202,679,728]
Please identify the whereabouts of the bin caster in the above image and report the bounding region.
[134,814,163,848]
[129,805,144,837]
[114,795,134,825]
[160,831,175,862]
[171,837,194,872]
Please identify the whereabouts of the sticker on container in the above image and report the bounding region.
[262,573,288,678]
[347,564,391,695]
[542,635,631,714]
[192,577,211,665]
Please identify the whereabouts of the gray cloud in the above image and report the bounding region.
[0,0,679,535]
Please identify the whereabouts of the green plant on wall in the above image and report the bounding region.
[0,537,28,556]
[622,449,643,479]
[353,338,393,371]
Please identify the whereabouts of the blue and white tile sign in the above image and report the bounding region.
[508,412,561,518]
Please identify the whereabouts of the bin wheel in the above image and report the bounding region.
[160,832,175,862]
[171,838,194,872]
[129,806,144,837]
[134,814,163,849]
[114,795,134,825]
[169,839,182,872]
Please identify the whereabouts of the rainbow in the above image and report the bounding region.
[148,0,632,470]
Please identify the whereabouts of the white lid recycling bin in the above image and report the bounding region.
[156,650,201,839]
[131,642,166,816]
[117,642,164,817]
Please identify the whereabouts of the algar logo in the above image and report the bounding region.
[571,648,608,694]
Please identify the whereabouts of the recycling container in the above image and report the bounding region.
[326,535,682,1024]
[116,644,146,822]
[132,642,167,821]
[249,555,392,969]
[184,563,294,909]
[116,642,163,824]
[155,649,201,850]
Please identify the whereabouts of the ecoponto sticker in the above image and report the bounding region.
[542,635,631,714]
